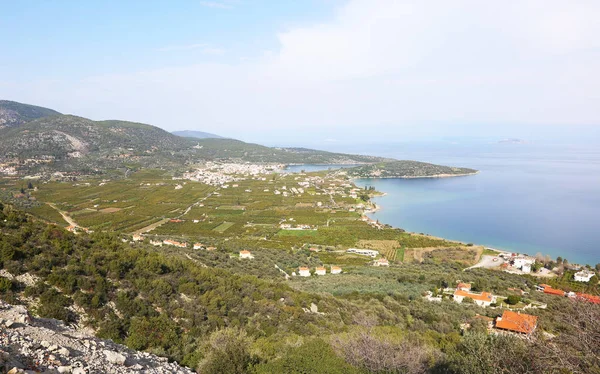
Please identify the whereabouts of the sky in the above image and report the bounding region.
[1,0,599,147]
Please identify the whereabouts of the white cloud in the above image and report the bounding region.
[5,0,599,143]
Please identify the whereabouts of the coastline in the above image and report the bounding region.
[360,179,594,267]
[352,171,479,180]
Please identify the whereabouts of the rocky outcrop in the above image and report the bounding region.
[0,300,194,374]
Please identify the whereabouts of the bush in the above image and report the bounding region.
[196,327,257,374]
[255,338,358,374]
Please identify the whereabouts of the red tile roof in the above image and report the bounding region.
[543,286,565,296]
[496,310,538,334]
[454,289,494,302]
[577,293,600,304]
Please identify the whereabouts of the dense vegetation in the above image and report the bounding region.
[1,204,598,373]
[346,161,478,178]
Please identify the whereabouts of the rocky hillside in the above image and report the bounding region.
[0,300,193,373]
[345,160,478,178]
[0,100,60,129]
[0,115,193,160]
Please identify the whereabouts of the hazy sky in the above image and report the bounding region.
[1,0,599,146]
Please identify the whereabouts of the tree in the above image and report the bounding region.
[27,181,33,189]
[532,300,600,373]
[505,295,521,305]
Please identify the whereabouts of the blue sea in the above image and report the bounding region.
[287,142,600,266]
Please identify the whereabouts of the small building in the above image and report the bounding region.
[495,310,538,335]
[331,266,342,274]
[521,263,532,273]
[315,267,326,275]
[163,239,187,248]
[240,250,254,259]
[512,256,535,269]
[193,243,204,250]
[457,283,472,291]
[574,270,595,282]
[298,267,311,277]
[576,293,600,304]
[540,285,565,297]
[453,289,496,307]
[150,240,163,247]
[373,258,389,267]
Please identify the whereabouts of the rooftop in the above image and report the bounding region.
[496,310,538,334]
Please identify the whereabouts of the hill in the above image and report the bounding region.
[0,114,196,173]
[0,100,60,129]
[0,100,478,177]
[192,138,390,164]
[345,160,478,178]
[172,130,224,139]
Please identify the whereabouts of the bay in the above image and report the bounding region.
[350,142,600,266]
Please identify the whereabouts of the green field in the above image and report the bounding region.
[213,221,236,233]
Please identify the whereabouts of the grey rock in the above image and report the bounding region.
[103,350,126,365]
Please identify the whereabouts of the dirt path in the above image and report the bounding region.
[130,217,171,235]
[46,203,79,227]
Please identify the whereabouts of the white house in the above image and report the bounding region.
[521,263,532,273]
[298,267,311,277]
[315,267,326,275]
[454,290,496,307]
[239,250,254,259]
[574,270,595,282]
[331,266,342,274]
[513,256,535,269]
[193,243,204,250]
[132,234,143,242]
[373,258,389,267]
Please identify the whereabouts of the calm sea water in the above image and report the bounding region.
[288,142,600,266]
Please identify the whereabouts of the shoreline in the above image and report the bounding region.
[352,171,479,180]
[357,178,594,268]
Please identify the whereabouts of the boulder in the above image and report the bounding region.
[103,350,126,365]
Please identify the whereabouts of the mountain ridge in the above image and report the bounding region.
[0,100,61,128]
[172,130,224,139]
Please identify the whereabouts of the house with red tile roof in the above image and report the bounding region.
[495,310,538,335]
[454,289,496,307]
[298,267,311,277]
[541,285,565,297]
[576,293,600,304]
